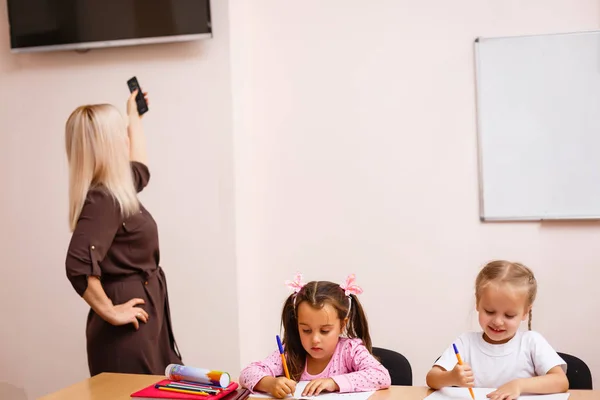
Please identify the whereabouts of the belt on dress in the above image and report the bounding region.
[101,267,183,361]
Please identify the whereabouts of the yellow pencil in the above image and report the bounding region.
[157,386,210,396]
[453,343,475,400]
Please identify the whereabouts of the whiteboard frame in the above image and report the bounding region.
[473,31,600,222]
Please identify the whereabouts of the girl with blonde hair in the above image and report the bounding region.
[426,260,568,400]
[64,89,182,375]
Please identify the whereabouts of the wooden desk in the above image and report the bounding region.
[38,373,600,400]
[38,373,161,400]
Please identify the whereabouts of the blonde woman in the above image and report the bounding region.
[64,90,182,375]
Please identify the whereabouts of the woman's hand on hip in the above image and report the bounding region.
[107,298,149,330]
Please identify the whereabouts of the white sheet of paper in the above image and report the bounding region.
[424,388,571,400]
[249,381,375,400]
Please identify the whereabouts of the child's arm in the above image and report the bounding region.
[330,340,392,393]
[426,364,475,389]
[427,337,475,389]
[487,366,568,400]
[520,366,569,393]
[254,377,297,399]
[239,350,292,392]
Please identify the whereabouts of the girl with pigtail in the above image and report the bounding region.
[426,261,568,400]
[240,274,391,398]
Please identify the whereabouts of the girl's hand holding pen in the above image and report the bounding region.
[261,376,297,399]
[451,362,475,387]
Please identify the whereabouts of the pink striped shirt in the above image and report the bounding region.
[239,337,391,393]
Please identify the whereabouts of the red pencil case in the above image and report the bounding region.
[131,380,239,400]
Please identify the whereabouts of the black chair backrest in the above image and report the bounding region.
[372,347,412,386]
[558,352,593,390]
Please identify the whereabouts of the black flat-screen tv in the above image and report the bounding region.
[6,0,212,53]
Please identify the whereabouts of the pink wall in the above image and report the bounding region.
[230,0,600,390]
[0,1,238,398]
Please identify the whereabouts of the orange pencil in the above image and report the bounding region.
[453,343,475,400]
[156,386,210,396]
[276,335,291,380]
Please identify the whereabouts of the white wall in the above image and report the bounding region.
[229,0,600,388]
[0,0,239,398]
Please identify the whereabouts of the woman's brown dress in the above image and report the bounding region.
[65,161,182,376]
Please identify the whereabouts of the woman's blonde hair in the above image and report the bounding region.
[475,260,537,330]
[65,104,139,231]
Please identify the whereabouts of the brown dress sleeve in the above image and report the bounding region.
[131,161,150,193]
[65,189,121,297]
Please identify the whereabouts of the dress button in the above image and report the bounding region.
[145,281,148,285]
[91,245,95,250]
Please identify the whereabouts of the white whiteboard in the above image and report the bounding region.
[475,30,600,221]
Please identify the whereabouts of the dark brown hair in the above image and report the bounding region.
[281,280,372,380]
[475,260,537,330]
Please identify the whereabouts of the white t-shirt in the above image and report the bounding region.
[435,331,567,388]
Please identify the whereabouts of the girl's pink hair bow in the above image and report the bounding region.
[285,272,306,293]
[340,273,363,296]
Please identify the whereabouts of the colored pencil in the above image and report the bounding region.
[156,385,210,396]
